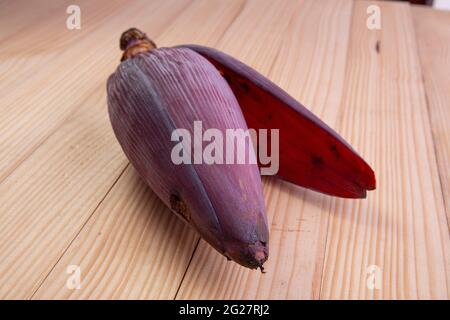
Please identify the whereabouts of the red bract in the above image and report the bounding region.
[182,45,376,198]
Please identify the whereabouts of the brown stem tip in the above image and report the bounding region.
[120,28,157,62]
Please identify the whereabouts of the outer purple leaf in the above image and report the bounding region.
[107,47,268,269]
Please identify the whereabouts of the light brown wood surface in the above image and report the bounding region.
[0,0,448,299]
[413,5,450,224]
[320,1,449,299]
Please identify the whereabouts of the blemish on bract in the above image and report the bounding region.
[330,143,340,159]
[170,193,190,221]
[239,81,250,93]
[312,155,324,165]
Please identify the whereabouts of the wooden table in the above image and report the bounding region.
[0,0,449,299]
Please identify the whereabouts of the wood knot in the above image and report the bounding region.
[375,40,380,54]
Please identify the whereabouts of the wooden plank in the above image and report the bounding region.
[32,0,246,299]
[320,1,450,299]
[33,167,199,299]
[0,0,127,95]
[2,0,448,300]
[176,0,354,299]
[0,0,190,299]
[0,89,127,299]
[0,0,67,40]
[412,6,450,224]
[0,0,188,183]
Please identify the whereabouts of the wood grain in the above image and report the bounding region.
[0,0,67,40]
[0,0,126,97]
[33,167,199,299]
[0,0,448,300]
[320,1,449,299]
[413,6,450,225]
[0,0,188,182]
[0,0,190,299]
[33,0,246,299]
[176,0,354,299]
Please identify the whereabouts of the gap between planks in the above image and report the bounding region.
[30,0,249,299]
[320,1,449,299]
[29,163,130,299]
[0,0,190,183]
[172,0,249,299]
[175,0,352,299]
[1,0,446,300]
[0,0,194,299]
[32,0,249,299]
